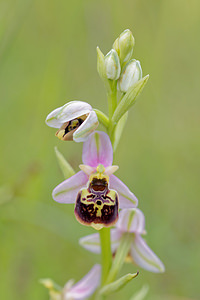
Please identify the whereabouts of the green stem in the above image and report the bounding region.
[99,228,112,286]
[106,233,133,284]
[107,81,117,120]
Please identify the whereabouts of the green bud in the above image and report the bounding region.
[113,29,135,64]
[105,49,121,80]
[118,59,142,93]
[100,272,139,296]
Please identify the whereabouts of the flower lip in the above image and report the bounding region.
[74,187,119,230]
[74,169,119,230]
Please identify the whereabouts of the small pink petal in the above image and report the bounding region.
[82,131,113,167]
[79,229,122,254]
[104,165,119,176]
[109,175,138,208]
[116,208,145,234]
[66,264,101,299]
[79,164,96,176]
[52,171,88,204]
[130,235,165,273]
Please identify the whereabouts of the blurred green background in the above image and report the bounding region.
[0,0,199,299]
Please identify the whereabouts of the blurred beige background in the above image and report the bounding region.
[0,0,199,299]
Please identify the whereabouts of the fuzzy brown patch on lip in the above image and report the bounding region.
[89,177,108,193]
[74,189,119,229]
[55,115,87,141]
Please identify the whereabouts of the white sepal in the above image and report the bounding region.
[45,101,92,128]
[73,110,99,142]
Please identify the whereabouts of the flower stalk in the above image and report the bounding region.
[99,228,112,286]
[106,233,133,284]
[107,81,117,120]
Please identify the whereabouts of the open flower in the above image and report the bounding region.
[41,264,101,300]
[45,101,99,142]
[80,208,165,273]
[52,131,138,230]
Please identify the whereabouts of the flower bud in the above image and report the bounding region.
[118,59,142,93]
[104,49,121,80]
[113,29,135,64]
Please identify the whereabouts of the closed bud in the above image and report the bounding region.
[113,29,135,64]
[104,49,121,80]
[118,59,142,93]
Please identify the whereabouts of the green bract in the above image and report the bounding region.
[112,75,149,123]
[100,272,138,296]
[97,46,107,80]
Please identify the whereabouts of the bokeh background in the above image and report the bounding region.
[0,0,199,299]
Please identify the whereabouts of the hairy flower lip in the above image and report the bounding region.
[45,101,99,142]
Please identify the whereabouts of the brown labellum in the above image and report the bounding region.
[74,176,119,230]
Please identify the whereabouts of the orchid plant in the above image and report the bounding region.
[42,29,165,300]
